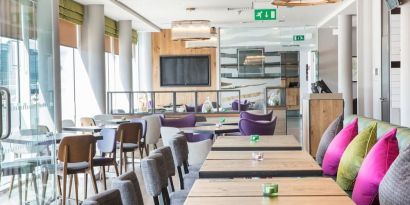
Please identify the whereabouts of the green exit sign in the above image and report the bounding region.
[293,35,305,41]
[254,9,277,21]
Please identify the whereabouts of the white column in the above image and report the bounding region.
[338,15,353,116]
[80,5,106,114]
[138,32,153,91]
[401,1,410,126]
[362,0,374,117]
[119,20,133,91]
[356,0,365,116]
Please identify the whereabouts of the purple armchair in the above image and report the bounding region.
[238,117,277,136]
[232,100,250,111]
[160,114,213,142]
[240,111,273,121]
[185,104,203,113]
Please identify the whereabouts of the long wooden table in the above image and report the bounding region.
[199,151,322,178]
[184,196,355,205]
[212,135,301,151]
[189,178,347,197]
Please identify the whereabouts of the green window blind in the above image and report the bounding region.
[59,0,84,25]
[132,30,138,44]
[105,17,118,38]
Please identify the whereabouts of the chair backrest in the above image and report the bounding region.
[111,171,144,205]
[142,115,161,144]
[81,117,96,126]
[240,111,273,121]
[169,135,189,167]
[160,114,196,128]
[150,146,176,177]
[117,123,142,145]
[140,157,162,197]
[160,127,183,147]
[82,189,123,205]
[58,135,96,163]
[130,118,147,139]
[187,139,212,166]
[232,100,250,111]
[238,117,277,136]
[148,153,168,189]
[37,125,50,133]
[62,119,75,128]
[94,114,114,122]
[97,128,117,154]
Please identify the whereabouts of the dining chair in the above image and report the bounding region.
[240,111,273,121]
[93,128,120,190]
[231,100,250,111]
[57,135,98,205]
[151,147,176,192]
[238,117,277,136]
[81,117,96,126]
[116,123,143,174]
[62,119,75,128]
[82,189,123,205]
[111,171,144,205]
[168,136,190,190]
[187,139,212,167]
[140,156,163,205]
[142,115,162,154]
[130,118,148,156]
[160,127,183,147]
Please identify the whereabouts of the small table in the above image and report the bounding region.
[63,126,103,133]
[3,133,103,145]
[180,125,239,135]
[189,178,347,197]
[199,151,322,178]
[184,196,355,205]
[104,119,130,124]
[212,135,301,151]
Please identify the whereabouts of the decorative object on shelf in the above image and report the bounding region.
[202,97,214,113]
[171,20,211,41]
[268,89,281,106]
[272,0,340,7]
[262,183,279,197]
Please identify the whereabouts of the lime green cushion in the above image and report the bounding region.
[336,122,377,191]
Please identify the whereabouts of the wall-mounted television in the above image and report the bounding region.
[160,55,210,86]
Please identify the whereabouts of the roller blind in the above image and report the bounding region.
[105,17,118,38]
[132,30,138,44]
[59,0,84,25]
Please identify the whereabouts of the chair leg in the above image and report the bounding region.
[177,166,184,190]
[68,174,73,197]
[124,152,128,172]
[113,161,119,177]
[153,196,160,205]
[32,173,40,205]
[119,151,123,175]
[25,173,29,201]
[90,168,99,194]
[102,166,107,190]
[169,177,175,192]
[74,174,79,205]
[57,175,62,196]
[41,170,49,205]
[132,151,135,172]
[84,173,88,199]
[146,145,150,155]
[162,187,170,205]
[62,173,67,205]
[154,144,157,149]
[18,174,22,205]
[8,174,15,198]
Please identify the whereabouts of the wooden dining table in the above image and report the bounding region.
[180,125,239,135]
[199,150,322,178]
[212,135,301,151]
[184,196,355,205]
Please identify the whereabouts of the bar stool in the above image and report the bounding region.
[116,123,143,174]
[151,147,176,192]
[57,135,98,205]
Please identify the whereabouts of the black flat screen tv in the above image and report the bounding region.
[160,55,210,86]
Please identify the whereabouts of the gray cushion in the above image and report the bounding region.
[112,171,144,205]
[141,157,162,197]
[148,153,168,188]
[170,136,189,166]
[379,145,410,205]
[83,189,123,205]
[316,114,344,165]
[151,146,176,177]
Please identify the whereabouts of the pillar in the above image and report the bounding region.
[401,1,410,126]
[362,0,374,117]
[138,32,153,91]
[119,20,133,91]
[338,15,353,116]
[80,5,106,114]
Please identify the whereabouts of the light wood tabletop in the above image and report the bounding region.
[188,178,347,197]
[180,125,239,134]
[212,135,301,151]
[183,196,355,205]
[199,151,322,178]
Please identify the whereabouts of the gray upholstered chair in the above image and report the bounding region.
[111,171,144,205]
[150,147,176,192]
[82,189,123,205]
[140,155,163,205]
[142,115,162,154]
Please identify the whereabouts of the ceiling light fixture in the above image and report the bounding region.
[185,27,218,48]
[272,0,341,7]
[171,20,212,41]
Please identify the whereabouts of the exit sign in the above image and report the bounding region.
[254,9,277,21]
[293,35,305,41]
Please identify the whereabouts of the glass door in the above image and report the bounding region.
[0,0,57,204]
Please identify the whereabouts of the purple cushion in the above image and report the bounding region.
[322,118,358,176]
[240,111,273,122]
[185,133,214,142]
[160,114,196,128]
[352,128,399,205]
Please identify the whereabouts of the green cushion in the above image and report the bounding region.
[336,122,377,191]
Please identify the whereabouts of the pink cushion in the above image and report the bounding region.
[352,128,399,205]
[322,118,358,176]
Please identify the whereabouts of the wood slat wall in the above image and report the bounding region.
[151,29,217,106]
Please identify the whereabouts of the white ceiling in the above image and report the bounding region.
[75,0,357,32]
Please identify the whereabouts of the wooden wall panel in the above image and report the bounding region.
[152,29,217,106]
